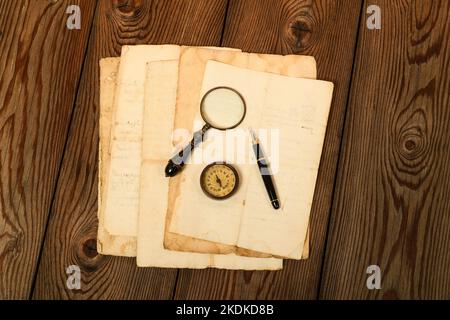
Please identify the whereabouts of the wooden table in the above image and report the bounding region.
[1,0,449,300]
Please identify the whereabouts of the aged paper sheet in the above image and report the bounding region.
[165,47,315,258]
[98,58,136,256]
[137,60,282,270]
[104,45,181,237]
[170,61,334,259]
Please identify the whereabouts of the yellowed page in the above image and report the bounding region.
[165,47,315,258]
[137,60,282,270]
[98,58,136,256]
[164,47,247,255]
[104,45,181,237]
[138,60,208,268]
[170,61,333,259]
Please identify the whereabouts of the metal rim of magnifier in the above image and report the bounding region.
[199,86,247,130]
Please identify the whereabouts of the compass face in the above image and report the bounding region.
[200,162,239,200]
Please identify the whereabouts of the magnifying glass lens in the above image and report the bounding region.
[201,87,246,130]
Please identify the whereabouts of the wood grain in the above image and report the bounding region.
[0,0,96,299]
[320,0,450,299]
[173,0,363,299]
[32,0,228,299]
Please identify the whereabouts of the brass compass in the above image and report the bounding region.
[200,162,239,200]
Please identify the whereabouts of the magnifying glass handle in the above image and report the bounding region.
[165,124,211,177]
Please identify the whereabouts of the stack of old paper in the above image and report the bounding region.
[98,45,334,270]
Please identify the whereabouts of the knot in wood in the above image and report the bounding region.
[4,232,21,256]
[288,19,312,50]
[82,238,98,259]
[398,129,425,161]
[115,0,142,16]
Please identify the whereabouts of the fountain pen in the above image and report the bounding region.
[249,129,280,210]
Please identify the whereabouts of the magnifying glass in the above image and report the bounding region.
[165,86,246,177]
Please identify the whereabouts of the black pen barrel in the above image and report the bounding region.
[252,143,280,210]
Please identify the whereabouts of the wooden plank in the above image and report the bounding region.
[173,0,363,299]
[0,0,96,299]
[32,0,228,299]
[320,0,450,299]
